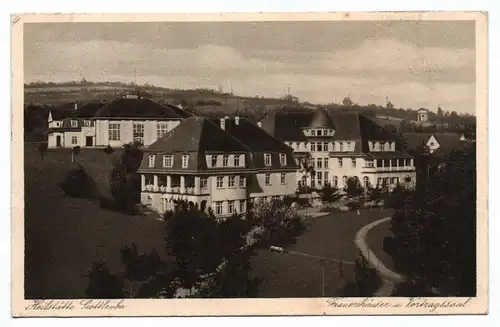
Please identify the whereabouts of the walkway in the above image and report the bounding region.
[354,216,405,296]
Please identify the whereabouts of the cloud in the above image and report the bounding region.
[25,38,475,114]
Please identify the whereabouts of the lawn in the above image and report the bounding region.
[24,147,165,299]
[23,145,394,298]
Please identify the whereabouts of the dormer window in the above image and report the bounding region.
[84,120,91,127]
[182,155,189,168]
[71,120,78,128]
[148,155,155,168]
[311,130,316,136]
[264,153,272,166]
[317,130,322,136]
[222,155,229,167]
[211,155,218,167]
[279,153,287,165]
[163,155,173,168]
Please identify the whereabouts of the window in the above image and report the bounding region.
[317,129,322,136]
[182,155,189,168]
[200,177,208,190]
[323,142,329,152]
[311,143,316,152]
[365,159,374,168]
[157,122,169,139]
[351,158,356,168]
[323,158,329,169]
[391,177,399,184]
[239,176,246,187]
[84,120,91,127]
[317,172,323,184]
[344,142,349,151]
[311,130,316,136]
[163,155,173,168]
[264,153,272,166]
[377,178,383,186]
[223,155,229,167]
[148,155,155,168]
[109,123,120,141]
[316,158,323,169]
[342,176,348,187]
[71,136,78,145]
[333,176,338,187]
[228,176,236,188]
[363,176,370,188]
[215,202,223,215]
[338,158,343,168]
[339,142,344,151]
[71,120,78,128]
[280,173,286,184]
[317,142,323,152]
[234,155,240,167]
[216,176,224,188]
[211,155,218,167]
[133,123,145,144]
[228,201,235,215]
[265,173,271,186]
[324,172,329,184]
[279,153,287,165]
[239,200,246,213]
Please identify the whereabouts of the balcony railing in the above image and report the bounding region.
[142,184,209,195]
[362,166,416,172]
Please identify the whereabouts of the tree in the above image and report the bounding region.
[387,101,395,109]
[344,177,364,199]
[319,184,342,203]
[437,106,444,116]
[387,144,476,296]
[85,260,124,298]
[342,96,353,107]
[37,143,48,160]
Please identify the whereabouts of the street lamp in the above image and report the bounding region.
[269,246,354,297]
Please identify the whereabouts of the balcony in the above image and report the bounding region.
[362,166,416,173]
[142,184,210,195]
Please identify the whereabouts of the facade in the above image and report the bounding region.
[259,109,417,190]
[138,116,298,216]
[47,92,191,148]
[417,108,429,123]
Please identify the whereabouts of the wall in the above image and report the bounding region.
[248,171,296,198]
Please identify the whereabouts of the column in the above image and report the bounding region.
[153,175,159,192]
[194,176,201,195]
[410,158,414,167]
[141,174,145,191]
[166,175,172,192]
[180,176,186,194]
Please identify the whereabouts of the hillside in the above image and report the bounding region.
[24,81,476,141]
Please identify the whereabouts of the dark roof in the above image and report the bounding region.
[49,109,73,120]
[308,108,335,128]
[163,103,193,119]
[147,117,248,153]
[402,133,433,151]
[403,132,465,154]
[71,102,107,118]
[141,116,297,172]
[259,111,312,141]
[94,97,185,119]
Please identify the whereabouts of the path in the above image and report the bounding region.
[354,216,405,296]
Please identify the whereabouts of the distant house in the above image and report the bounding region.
[417,108,429,123]
[47,92,192,148]
[137,116,298,216]
[403,132,468,155]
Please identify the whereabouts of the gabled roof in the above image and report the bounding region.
[94,97,185,119]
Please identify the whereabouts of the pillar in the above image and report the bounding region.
[180,176,186,194]
[153,175,158,187]
[141,174,145,191]
[166,175,172,192]
[194,176,201,195]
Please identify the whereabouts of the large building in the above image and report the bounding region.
[47,92,191,148]
[137,116,298,216]
[259,109,417,190]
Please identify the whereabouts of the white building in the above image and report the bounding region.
[417,108,429,123]
[138,116,298,216]
[47,92,191,148]
[259,109,417,190]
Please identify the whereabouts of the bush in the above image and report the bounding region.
[60,166,98,198]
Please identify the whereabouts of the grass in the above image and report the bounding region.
[24,145,394,298]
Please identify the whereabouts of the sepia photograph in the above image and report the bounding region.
[11,12,488,316]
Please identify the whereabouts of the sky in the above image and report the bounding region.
[24,21,476,114]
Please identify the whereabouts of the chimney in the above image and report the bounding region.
[257,122,262,128]
[235,116,240,126]
[74,102,78,111]
[220,117,226,130]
